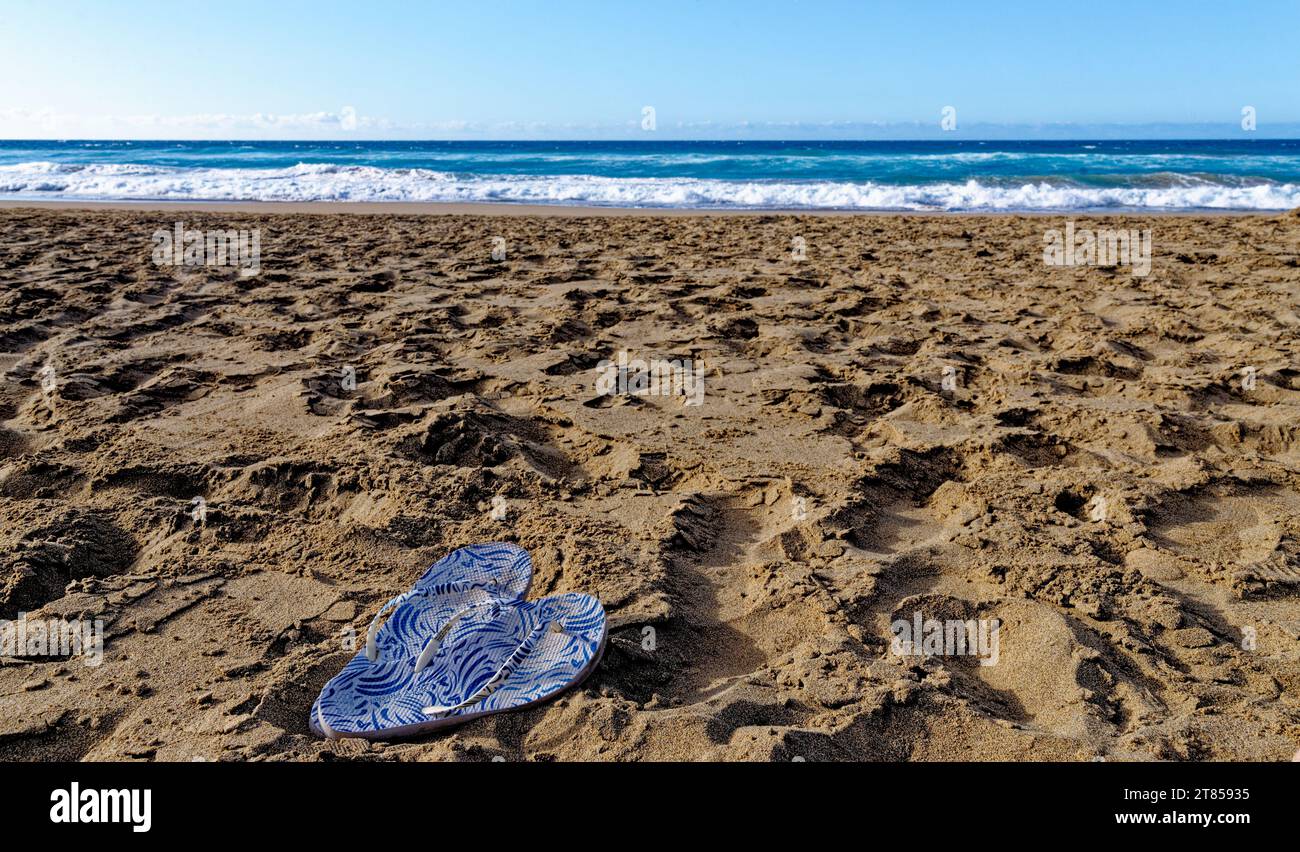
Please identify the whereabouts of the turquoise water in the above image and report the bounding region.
[2,139,1298,210]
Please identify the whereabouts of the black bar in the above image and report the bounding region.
[4,760,1286,838]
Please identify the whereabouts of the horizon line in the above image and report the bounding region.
[3,136,1299,144]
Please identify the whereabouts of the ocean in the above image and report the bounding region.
[2,139,1299,211]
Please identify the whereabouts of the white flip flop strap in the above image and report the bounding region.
[423,620,564,717]
[412,600,502,675]
[363,579,506,663]
[364,590,414,662]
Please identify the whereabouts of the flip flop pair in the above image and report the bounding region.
[310,543,606,740]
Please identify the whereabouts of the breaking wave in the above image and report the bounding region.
[2,161,1298,210]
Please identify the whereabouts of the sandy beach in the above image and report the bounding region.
[2,205,1299,762]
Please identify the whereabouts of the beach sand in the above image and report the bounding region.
[1,206,1299,761]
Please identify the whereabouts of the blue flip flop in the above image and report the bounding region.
[309,543,533,737]
[313,592,607,740]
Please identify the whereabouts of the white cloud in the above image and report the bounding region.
[0,107,397,138]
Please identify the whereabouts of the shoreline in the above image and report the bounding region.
[0,199,1286,217]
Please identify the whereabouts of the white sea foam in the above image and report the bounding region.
[1,161,1297,210]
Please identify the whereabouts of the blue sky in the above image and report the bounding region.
[1,0,1297,139]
